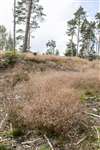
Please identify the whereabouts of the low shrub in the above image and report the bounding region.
[10,128,24,138]
[73,71,100,100]
[7,70,100,137]
[8,72,81,136]
[4,51,17,65]
[0,51,24,66]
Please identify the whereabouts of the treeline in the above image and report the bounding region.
[0,1,100,60]
[65,6,100,60]
[45,7,100,60]
[0,25,13,51]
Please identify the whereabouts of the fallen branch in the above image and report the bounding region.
[74,136,87,145]
[44,134,54,150]
[22,138,42,145]
[85,112,100,118]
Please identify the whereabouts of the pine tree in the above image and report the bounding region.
[0,25,7,50]
[80,20,96,59]
[5,33,14,51]
[65,40,77,56]
[95,12,100,56]
[66,19,76,56]
[80,18,89,57]
[55,49,59,56]
[74,6,86,56]
[46,40,56,55]
[23,0,33,51]
[13,0,16,52]
[16,0,45,51]
[67,19,76,41]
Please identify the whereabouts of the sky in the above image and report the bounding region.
[0,0,100,53]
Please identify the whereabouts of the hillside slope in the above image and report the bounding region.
[0,54,100,150]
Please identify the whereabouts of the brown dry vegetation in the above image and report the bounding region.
[8,72,81,135]
[0,54,100,149]
[23,53,100,71]
[8,70,100,136]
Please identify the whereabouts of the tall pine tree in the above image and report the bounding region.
[80,20,96,58]
[16,0,45,51]
[74,6,86,56]
[66,19,77,56]
[95,12,100,56]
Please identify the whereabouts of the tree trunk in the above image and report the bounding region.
[77,26,79,56]
[98,35,100,57]
[96,39,98,55]
[13,0,16,53]
[23,0,32,52]
[27,26,31,50]
[71,35,73,56]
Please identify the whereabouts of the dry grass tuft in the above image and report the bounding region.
[23,53,100,71]
[4,56,99,136]
[73,70,100,97]
[11,72,29,87]
[8,72,81,135]
[8,69,99,135]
